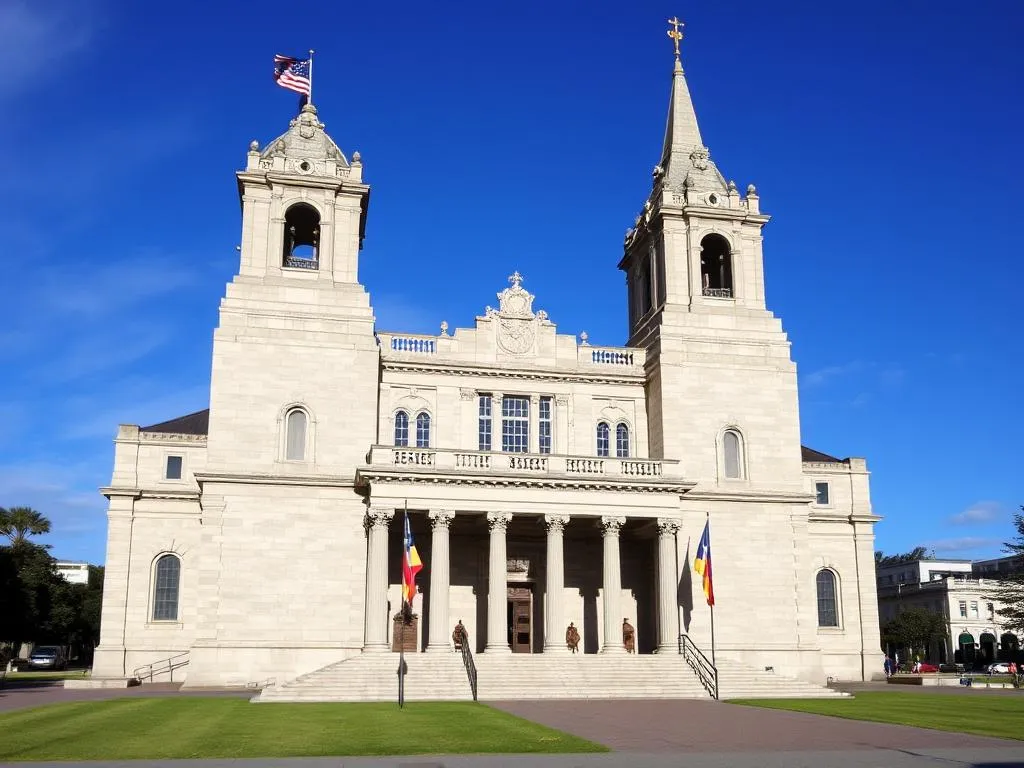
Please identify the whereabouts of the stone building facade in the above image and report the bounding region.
[92,47,882,690]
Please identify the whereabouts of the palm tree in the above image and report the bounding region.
[0,507,51,547]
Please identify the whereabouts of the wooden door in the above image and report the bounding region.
[510,599,531,653]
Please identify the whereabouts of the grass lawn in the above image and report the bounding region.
[1,670,89,685]
[0,698,606,761]
[734,691,1024,741]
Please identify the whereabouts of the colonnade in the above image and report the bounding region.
[362,507,682,653]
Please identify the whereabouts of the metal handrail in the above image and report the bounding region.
[679,634,718,700]
[132,651,190,683]
[456,629,477,701]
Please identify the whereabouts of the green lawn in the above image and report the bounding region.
[734,691,1024,741]
[2,670,89,685]
[0,698,606,761]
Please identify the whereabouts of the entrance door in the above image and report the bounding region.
[507,586,532,653]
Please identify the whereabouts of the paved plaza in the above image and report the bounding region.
[2,683,1024,767]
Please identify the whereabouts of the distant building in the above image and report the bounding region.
[55,561,90,585]
[876,555,1021,666]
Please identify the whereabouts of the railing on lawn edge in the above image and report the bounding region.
[133,651,190,683]
[679,634,718,700]
[456,629,478,701]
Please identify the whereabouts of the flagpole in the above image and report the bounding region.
[307,49,315,107]
[707,512,717,670]
[398,500,407,709]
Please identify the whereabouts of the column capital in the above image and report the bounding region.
[365,506,394,530]
[600,515,626,535]
[487,511,512,532]
[429,509,456,529]
[543,514,570,534]
[656,518,681,536]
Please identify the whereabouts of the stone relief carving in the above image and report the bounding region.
[690,147,710,170]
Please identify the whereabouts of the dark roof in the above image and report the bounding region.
[141,409,210,435]
[801,445,846,463]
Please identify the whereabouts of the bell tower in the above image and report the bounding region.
[624,28,804,489]
[205,104,379,473]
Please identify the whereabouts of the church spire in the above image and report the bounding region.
[659,17,704,173]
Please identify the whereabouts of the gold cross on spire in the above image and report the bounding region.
[667,16,684,59]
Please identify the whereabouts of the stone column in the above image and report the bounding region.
[486,511,513,653]
[543,514,570,653]
[363,506,394,652]
[600,516,626,654]
[656,518,681,652]
[426,509,455,653]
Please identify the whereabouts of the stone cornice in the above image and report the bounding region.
[137,433,208,445]
[194,471,356,489]
[684,487,814,505]
[356,468,695,495]
[380,359,645,386]
[100,487,199,502]
[808,511,882,524]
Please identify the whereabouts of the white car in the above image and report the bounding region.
[985,662,1012,674]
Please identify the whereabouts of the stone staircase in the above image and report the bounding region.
[255,650,844,702]
[475,652,707,699]
[715,665,848,699]
[256,652,472,703]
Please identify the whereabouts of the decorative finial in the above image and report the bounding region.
[580,331,590,347]
[747,183,757,195]
[352,150,362,164]
[667,17,684,63]
[440,320,449,336]
[249,140,259,152]
[508,271,523,288]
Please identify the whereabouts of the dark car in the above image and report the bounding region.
[28,646,67,670]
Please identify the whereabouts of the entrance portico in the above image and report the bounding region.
[361,505,686,657]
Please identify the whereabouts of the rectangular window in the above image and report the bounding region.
[815,481,830,505]
[478,395,492,451]
[165,455,183,480]
[970,601,979,618]
[501,396,529,453]
[959,600,968,618]
[987,602,994,618]
[538,397,552,454]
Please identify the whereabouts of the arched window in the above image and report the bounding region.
[700,234,733,298]
[415,412,431,448]
[394,410,409,447]
[596,422,610,457]
[282,203,320,269]
[615,423,630,458]
[153,554,181,621]
[816,569,838,627]
[723,429,743,479]
[285,408,307,461]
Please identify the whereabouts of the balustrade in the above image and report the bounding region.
[392,449,434,466]
[370,445,675,480]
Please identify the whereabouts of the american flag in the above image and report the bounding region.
[274,54,311,96]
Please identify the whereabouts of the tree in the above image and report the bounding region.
[875,546,933,567]
[992,508,1024,634]
[882,607,947,660]
[0,507,52,547]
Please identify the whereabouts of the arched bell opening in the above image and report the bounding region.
[700,234,733,298]
[283,203,320,269]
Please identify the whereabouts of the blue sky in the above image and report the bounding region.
[1,0,1021,565]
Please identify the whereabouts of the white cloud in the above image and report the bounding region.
[948,501,1005,526]
[922,536,1003,555]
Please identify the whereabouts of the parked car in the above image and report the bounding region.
[985,662,1012,674]
[939,662,965,673]
[27,646,67,671]
[916,662,939,673]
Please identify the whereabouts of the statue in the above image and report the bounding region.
[565,622,580,654]
[452,619,467,650]
[622,618,636,653]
